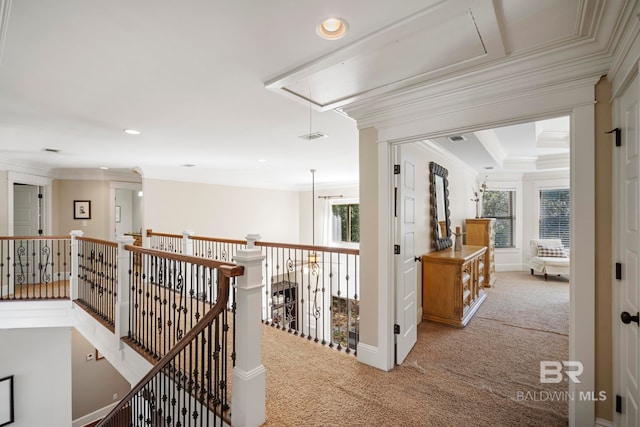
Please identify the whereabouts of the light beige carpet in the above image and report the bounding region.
[261,271,569,427]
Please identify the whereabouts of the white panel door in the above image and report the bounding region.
[13,184,40,236]
[617,73,640,426]
[394,146,417,364]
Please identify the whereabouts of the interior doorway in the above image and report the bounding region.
[8,172,52,237]
[13,183,42,236]
[110,182,143,241]
[391,116,572,421]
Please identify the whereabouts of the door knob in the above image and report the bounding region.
[621,311,639,325]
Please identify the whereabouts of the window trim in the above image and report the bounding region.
[482,188,516,249]
[327,198,360,249]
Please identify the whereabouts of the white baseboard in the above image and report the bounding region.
[72,401,118,427]
[357,342,390,371]
[595,418,613,427]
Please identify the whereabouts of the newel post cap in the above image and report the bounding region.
[245,234,262,248]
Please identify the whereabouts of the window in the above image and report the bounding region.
[539,188,570,248]
[331,204,359,243]
[482,190,515,248]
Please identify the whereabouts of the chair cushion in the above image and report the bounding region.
[530,239,563,257]
[537,244,568,258]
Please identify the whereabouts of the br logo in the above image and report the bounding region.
[540,361,584,384]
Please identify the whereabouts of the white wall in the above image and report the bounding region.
[144,178,300,242]
[0,327,72,427]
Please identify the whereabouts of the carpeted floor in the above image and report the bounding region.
[261,271,569,427]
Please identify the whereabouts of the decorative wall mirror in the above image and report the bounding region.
[429,161,452,250]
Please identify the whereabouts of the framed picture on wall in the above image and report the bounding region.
[0,375,14,426]
[115,205,121,223]
[73,200,91,219]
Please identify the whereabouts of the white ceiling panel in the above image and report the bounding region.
[267,0,505,109]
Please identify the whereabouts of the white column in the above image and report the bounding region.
[182,229,194,255]
[69,230,83,300]
[232,234,266,427]
[115,235,135,349]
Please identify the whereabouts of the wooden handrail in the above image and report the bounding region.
[189,235,360,255]
[0,235,69,240]
[96,264,240,427]
[190,235,247,245]
[145,229,182,239]
[125,245,244,275]
[77,236,118,248]
[257,240,360,255]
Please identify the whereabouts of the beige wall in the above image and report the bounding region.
[72,329,130,420]
[53,179,111,239]
[143,178,300,242]
[358,127,381,348]
[0,170,7,235]
[0,327,72,427]
[595,76,613,421]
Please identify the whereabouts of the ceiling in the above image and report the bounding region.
[0,1,629,189]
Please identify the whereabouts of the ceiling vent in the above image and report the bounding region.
[447,135,466,143]
[43,148,61,153]
[298,132,328,141]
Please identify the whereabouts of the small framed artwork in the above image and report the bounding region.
[0,375,14,426]
[73,200,91,219]
[95,349,105,361]
[115,205,121,223]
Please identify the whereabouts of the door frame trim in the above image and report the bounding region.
[376,100,595,426]
[8,172,52,236]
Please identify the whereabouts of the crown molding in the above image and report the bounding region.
[536,152,570,170]
[607,1,640,97]
[343,51,609,132]
[474,129,506,169]
[0,159,53,177]
[52,168,142,182]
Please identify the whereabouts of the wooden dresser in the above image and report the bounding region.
[465,218,496,287]
[422,245,487,327]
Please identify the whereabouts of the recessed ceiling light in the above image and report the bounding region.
[43,148,61,153]
[317,17,348,40]
[123,129,141,135]
[99,166,109,170]
[258,159,267,163]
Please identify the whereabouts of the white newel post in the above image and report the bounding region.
[232,234,266,427]
[69,230,83,300]
[143,229,151,248]
[183,229,194,255]
[115,235,135,349]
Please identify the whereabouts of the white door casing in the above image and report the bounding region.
[615,73,640,426]
[394,145,418,364]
